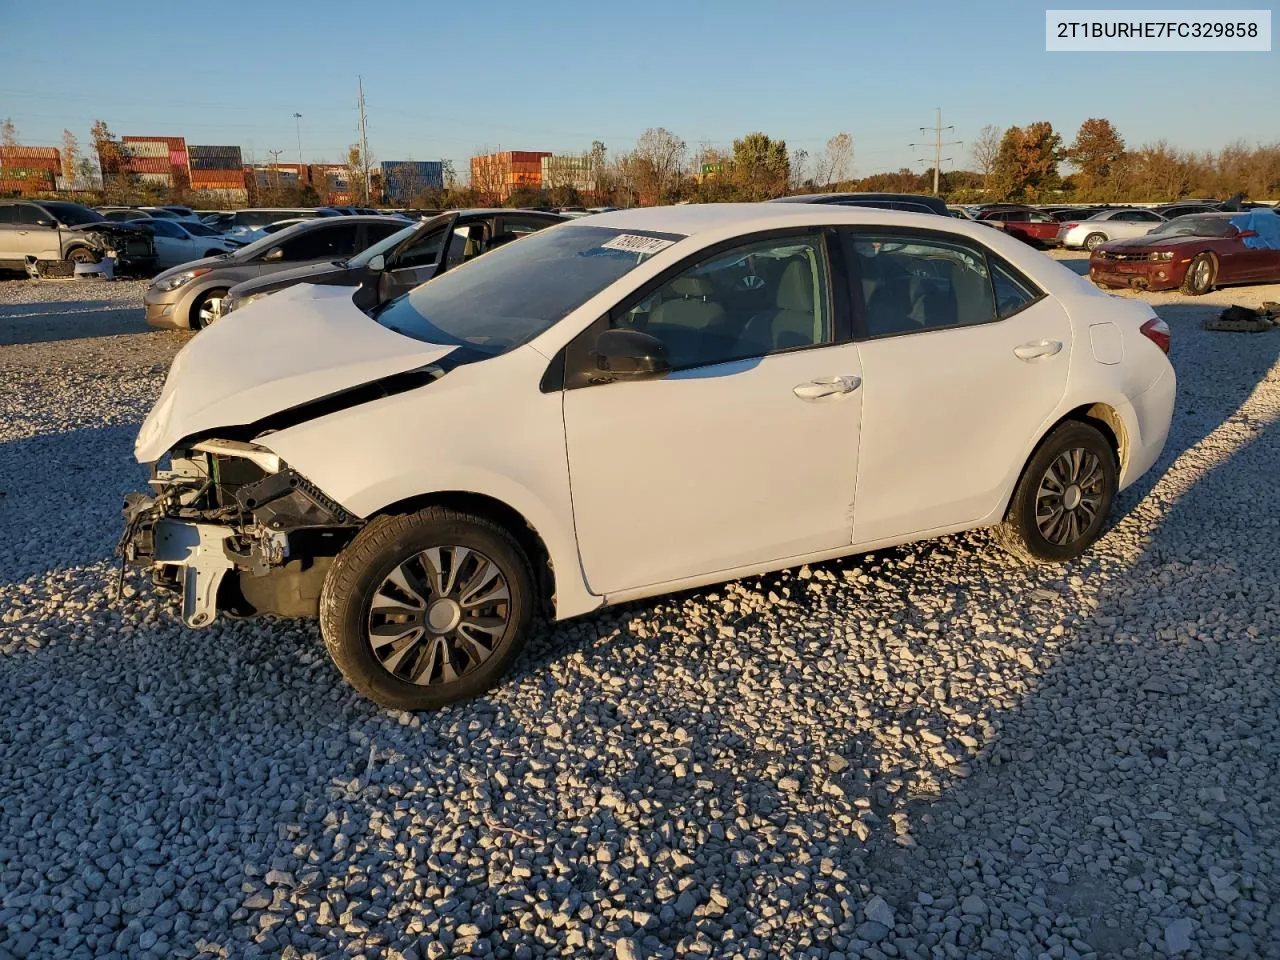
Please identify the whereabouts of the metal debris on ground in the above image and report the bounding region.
[1201,302,1279,333]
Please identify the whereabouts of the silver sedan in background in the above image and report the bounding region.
[1059,208,1167,251]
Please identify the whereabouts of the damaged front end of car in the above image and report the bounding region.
[117,438,362,628]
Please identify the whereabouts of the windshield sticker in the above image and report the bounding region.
[600,234,676,256]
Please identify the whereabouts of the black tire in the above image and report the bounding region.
[189,288,227,330]
[1083,232,1107,252]
[65,246,100,264]
[992,421,1117,564]
[319,506,536,710]
[1180,253,1215,295]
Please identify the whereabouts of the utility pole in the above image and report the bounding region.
[268,148,283,194]
[357,76,371,204]
[292,113,303,166]
[909,108,963,196]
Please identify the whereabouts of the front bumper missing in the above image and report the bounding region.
[119,494,237,628]
[153,520,236,628]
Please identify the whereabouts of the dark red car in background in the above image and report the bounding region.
[1089,212,1280,295]
[975,205,1062,247]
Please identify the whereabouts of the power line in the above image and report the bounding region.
[908,108,963,195]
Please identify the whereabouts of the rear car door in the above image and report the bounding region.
[0,204,20,261]
[842,229,1072,545]
[562,229,864,595]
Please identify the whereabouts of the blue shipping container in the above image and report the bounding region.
[382,160,444,201]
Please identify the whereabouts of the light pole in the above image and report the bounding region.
[292,112,303,166]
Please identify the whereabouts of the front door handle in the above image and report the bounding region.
[793,375,862,401]
[1013,339,1063,362]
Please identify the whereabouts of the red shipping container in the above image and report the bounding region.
[124,135,187,151]
[123,157,172,174]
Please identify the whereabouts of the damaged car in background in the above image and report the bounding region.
[0,199,157,276]
[121,205,1174,711]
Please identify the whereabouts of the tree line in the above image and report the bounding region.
[5,115,1278,209]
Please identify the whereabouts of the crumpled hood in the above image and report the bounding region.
[135,284,456,462]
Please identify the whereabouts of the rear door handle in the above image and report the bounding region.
[793,375,862,400]
[1013,339,1063,362]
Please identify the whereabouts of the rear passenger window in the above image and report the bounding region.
[992,261,1040,318]
[844,233,997,336]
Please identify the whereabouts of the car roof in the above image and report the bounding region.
[583,202,979,236]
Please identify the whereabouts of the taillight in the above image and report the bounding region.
[1140,317,1171,354]
[1064,222,1078,230]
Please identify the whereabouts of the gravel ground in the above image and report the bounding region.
[1,265,1278,960]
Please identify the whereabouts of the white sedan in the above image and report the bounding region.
[122,204,1175,710]
[1059,207,1167,250]
[143,217,240,269]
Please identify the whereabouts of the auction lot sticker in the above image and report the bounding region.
[600,234,677,256]
[1046,9,1271,51]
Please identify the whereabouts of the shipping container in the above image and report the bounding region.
[124,135,187,151]
[123,157,173,175]
[137,172,174,186]
[0,145,61,161]
[191,169,247,186]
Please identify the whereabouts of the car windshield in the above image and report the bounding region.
[347,221,424,267]
[375,224,684,355]
[43,202,104,225]
[1149,216,1235,238]
[182,221,220,237]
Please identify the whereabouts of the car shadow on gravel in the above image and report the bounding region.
[847,359,1280,952]
[0,298,148,345]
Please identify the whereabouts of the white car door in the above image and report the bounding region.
[562,231,864,596]
[146,219,189,268]
[843,230,1073,545]
[16,204,62,260]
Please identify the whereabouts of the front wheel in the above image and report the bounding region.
[1083,232,1107,252]
[66,247,100,264]
[320,506,536,710]
[189,288,227,329]
[1181,253,1215,295]
[992,421,1117,563]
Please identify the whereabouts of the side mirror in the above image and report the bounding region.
[367,253,385,272]
[593,328,670,381]
[1236,228,1258,239]
[263,246,284,262]
[35,218,56,227]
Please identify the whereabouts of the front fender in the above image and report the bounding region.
[257,344,601,620]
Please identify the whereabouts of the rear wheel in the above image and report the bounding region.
[320,506,536,710]
[190,288,227,329]
[1181,253,1215,295]
[992,421,1117,563]
[1083,232,1107,252]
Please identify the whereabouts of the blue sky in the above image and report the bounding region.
[3,0,1277,176]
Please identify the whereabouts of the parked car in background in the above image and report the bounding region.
[143,216,407,329]
[975,206,1062,247]
[0,200,157,274]
[1059,208,1167,251]
[1089,211,1280,294]
[772,192,950,216]
[213,208,343,238]
[161,205,199,220]
[122,203,1174,710]
[220,209,565,316]
[143,217,242,269]
[97,205,188,222]
[1041,206,1109,222]
[1152,202,1221,220]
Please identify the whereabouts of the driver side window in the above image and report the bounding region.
[611,234,831,370]
[396,226,448,269]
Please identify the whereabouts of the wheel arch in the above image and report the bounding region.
[369,490,559,619]
[998,401,1128,522]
